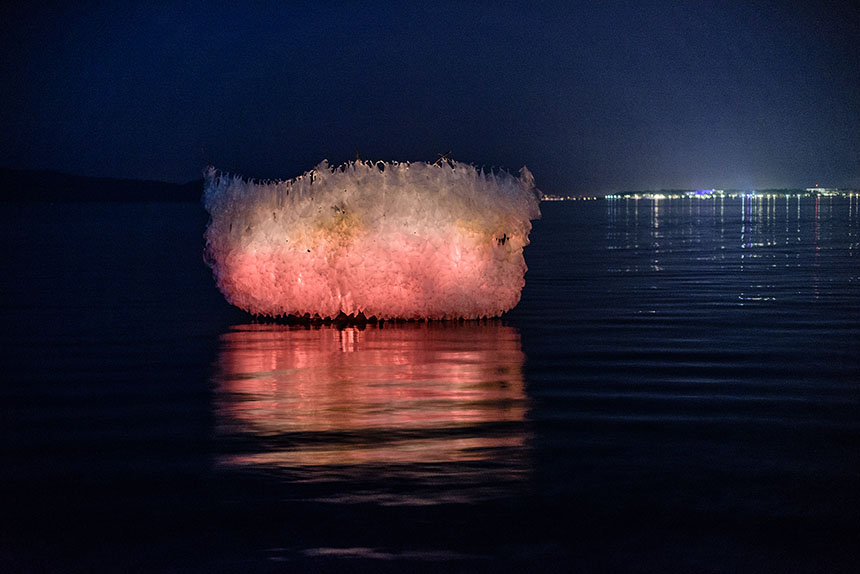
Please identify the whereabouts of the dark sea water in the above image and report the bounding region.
[1,196,858,572]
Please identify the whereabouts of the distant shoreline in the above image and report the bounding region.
[0,168,203,203]
[544,188,858,201]
[3,168,856,203]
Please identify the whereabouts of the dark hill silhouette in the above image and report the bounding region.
[0,168,203,202]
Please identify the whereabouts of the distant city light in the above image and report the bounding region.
[601,187,855,201]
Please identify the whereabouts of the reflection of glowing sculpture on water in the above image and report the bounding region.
[203,160,541,319]
[213,323,528,487]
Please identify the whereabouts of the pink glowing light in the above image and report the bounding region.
[203,160,541,319]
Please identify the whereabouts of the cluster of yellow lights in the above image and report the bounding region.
[546,189,858,202]
[605,190,857,200]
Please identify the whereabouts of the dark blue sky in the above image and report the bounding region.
[1,1,857,194]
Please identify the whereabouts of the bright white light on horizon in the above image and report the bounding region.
[203,160,541,319]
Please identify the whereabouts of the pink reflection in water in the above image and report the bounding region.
[213,322,528,474]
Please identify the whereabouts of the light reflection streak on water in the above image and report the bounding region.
[604,195,859,304]
[212,322,529,500]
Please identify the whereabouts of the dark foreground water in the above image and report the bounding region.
[1,196,858,572]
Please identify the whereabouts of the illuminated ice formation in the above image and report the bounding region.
[203,160,541,319]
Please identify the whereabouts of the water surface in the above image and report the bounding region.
[1,196,858,572]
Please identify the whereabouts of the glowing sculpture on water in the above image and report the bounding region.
[203,160,541,319]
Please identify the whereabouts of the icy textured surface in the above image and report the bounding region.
[203,160,541,319]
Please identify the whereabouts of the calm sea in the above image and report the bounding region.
[1,196,858,572]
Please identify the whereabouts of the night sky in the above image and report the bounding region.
[1,1,857,195]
